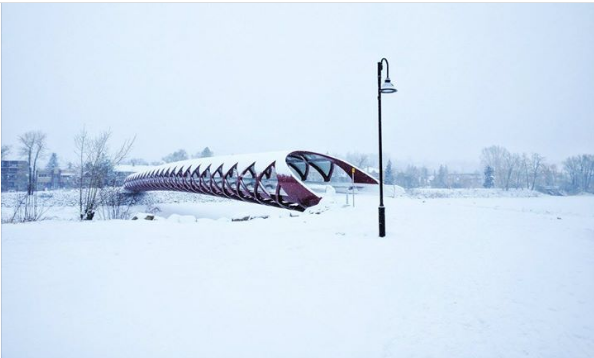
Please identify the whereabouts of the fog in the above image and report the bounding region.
[2,3,593,169]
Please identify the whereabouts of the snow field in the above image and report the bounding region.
[1,194,593,358]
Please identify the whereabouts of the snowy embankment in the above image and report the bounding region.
[1,187,546,222]
[2,194,594,358]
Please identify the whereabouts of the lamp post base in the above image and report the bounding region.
[379,205,386,237]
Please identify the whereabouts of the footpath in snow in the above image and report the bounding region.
[1,193,594,358]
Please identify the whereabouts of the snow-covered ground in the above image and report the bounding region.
[2,192,594,358]
[0,187,545,222]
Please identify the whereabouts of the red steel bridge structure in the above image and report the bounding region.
[123,150,378,211]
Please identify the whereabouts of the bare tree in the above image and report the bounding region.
[4,193,52,223]
[502,151,520,191]
[480,145,507,188]
[528,153,545,190]
[346,152,370,169]
[163,149,188,163]
[584,155,594,192]
[75,129,135,220]
[541,164,560,187]
[564,154,594,193]
[432,165,449,188]
[18,131,47,195]
[517,153,529,189]
[11,131,48,221]
[99,187,141,220]
[1,145,11,159]
[74,128,88,219]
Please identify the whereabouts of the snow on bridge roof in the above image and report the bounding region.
[123,150,378,211]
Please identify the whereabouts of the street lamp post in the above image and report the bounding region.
[377,58,397,237]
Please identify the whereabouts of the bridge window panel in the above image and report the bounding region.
[312,161,332,178]
[286,154,304,163]
[253,164,275,201]
[302,153,321,161]
[287,162,307,180]
[243,176,255,191]
[319,164,356,193]
[202,169,212,187]
[260,165,278,194]
[239,164,256,191]
[234,171,252,199]
[286,154,312,180]
[303,166,324,182]
[212,167,224,191]
[262,166,272,179]
[176,172,184,186]
[329,166,351,182]
[186,169,196,189]
[289,154,364,194]
[216,166,224,182]
[226,165,239,191]
[289,153,332,182]
[188,168,200,189]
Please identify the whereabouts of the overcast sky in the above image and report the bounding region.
[2,3,593,170]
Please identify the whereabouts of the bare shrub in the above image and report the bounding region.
[74,128,135,220]
[3,193,52,223]
[98,187,142,220]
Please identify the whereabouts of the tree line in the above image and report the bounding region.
[3,134,592,221]
[2,130,217,222]
[344,147,593,194]
[480,145,593,194]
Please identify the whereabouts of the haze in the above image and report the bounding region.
[2,3,593,170]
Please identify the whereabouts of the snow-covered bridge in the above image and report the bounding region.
[123,150,378,211]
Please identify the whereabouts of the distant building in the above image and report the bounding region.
[2,161,81,192]
[59,169,77,189]
[1,162,151,192]
[36,168,62,190]
[1,160,29,192]
[112,165,151,187]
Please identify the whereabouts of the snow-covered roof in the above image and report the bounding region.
[126,151,294,180]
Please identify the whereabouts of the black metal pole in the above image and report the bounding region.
[378,61,386,237]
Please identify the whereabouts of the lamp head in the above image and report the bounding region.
[381,78,397,94]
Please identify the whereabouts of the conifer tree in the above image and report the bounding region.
[483,165,495,188]
[46,153,59,170]
[385,160,395,185]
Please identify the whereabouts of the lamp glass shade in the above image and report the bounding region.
[380,78,397,94]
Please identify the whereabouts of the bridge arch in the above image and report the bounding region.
[123,150,378,211]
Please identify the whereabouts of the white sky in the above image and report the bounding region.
[2,3,593,170]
